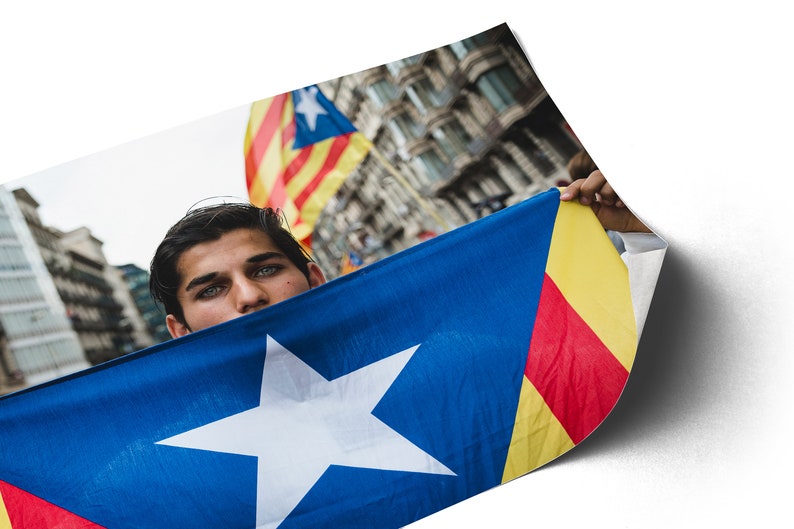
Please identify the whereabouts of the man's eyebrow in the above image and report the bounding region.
[247,251,285,263]
[183,252,287,292]
[185,272,217,292]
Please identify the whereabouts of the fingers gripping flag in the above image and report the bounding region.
[0,189,665,528]
[244,85,372,247]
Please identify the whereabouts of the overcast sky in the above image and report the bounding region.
[5,103,251,270]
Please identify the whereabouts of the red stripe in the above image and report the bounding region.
[282,143,314,186]
[266,169,289,211]
[244,93,290,190]
[244,152,259,192]
[293,134,352,210]
[524,274,629,444]
[0,479,106,528]
[261,116,297,210]
[274,116,298,187]
[281,119,296,150]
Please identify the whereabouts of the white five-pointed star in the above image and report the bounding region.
[293,86,328,131]
[157,335,455,529]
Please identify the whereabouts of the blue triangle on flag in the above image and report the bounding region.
[292,85,359,149]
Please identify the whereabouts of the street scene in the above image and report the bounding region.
[1,23,587,393]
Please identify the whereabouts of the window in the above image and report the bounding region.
[0,215,14,237]
[405,78,442,115]
[432,120,473,159]
[449,33,492,59]
[415,149,447,182]
[0,243,30,271]
[0,306,69,338]
[386,53,423,77]
[528,144,557,176]
[13,338,84,376]
[0,276,44,303]
[366,80,398,109]
[387,112,423,144]
[476,65,524,112]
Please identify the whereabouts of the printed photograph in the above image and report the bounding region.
[1,23,597,387]
[0,21,669,529]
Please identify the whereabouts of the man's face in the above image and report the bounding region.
[165,228,325,338]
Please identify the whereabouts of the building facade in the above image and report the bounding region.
[117,263,172,346]
[312,24,583,278]
[0,188,154,390]
[106,263,158,352]
[46,225,139,365]
[0,186,87,391]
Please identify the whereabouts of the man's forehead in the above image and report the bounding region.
[177,228,282,273]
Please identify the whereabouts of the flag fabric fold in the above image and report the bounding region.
[0,189,665,529]
[244,85,372,247]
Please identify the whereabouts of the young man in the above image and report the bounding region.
[149,203,326,339]
[150,171,654,339]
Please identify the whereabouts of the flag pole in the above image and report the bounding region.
[368,146,451,232]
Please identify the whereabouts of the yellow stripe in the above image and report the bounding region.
[329,133,371,177]
[290,222,313,244]
[284,141,332,198]
[243,98,274,155]
[274,202,311,244]
[247,176,269,206]
[284,132,371,203]
[257,101,298,201]
[294,133,371,227]
[279,200,299,221]
[502,376,575,483]
[0,489,13,529]
[296,165,350,226]
[545,199,637,370]
[247,95,298,208]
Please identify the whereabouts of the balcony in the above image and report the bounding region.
[389,60,425,87]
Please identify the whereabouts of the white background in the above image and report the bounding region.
[2,1,792,527]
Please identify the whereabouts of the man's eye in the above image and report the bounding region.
[198,285,223,299]
[254,265,280,277]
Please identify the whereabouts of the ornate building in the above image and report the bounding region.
[11,188,147,371]
[0,186,86,390]
[312,24,583,278]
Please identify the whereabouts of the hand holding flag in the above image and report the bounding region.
[560,169,652,233]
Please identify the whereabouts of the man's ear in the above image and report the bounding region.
[166,314,191,339]
[307,262,326,287]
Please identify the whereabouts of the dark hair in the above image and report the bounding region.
[566,150,599,182]
[149,203,313,325]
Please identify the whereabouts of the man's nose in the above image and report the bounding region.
[234,280,268,313]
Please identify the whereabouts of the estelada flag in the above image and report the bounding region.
[0,189,665,529]
[244,85,372,247]
[339,250,364,276]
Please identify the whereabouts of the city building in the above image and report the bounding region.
[106,264,158,352]
[312,24,584,278]
[0,186,87,391]
[117,263,172,345]
[47,225,139,364]
[11,188,145,368]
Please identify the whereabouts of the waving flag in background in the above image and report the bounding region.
[244,85,372,247]
[339,250,364,275]
[0,189,665,529]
